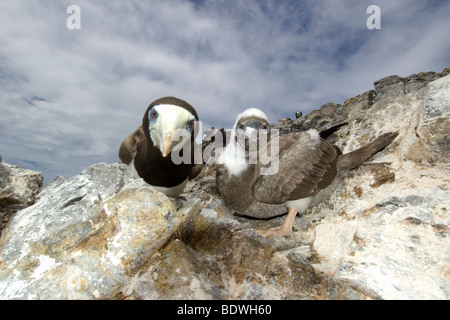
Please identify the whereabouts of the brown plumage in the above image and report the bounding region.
[216,108,398,237]
[118,126,145,165]
[119,96,203,198]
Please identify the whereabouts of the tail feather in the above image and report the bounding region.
[319,122,347,140]
[337,131,399,171]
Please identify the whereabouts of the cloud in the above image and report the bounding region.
[0,0,449,182]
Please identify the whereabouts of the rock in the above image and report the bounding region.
[265,69,449,299]
[406,74,450,163]
[0,161,43,235]
[301,71,449,299]
[0,163,199,299]
[0,162,43,206]
[0,68,449,300]
[319,102,337,115]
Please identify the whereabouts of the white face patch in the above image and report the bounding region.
[149,104,195,154]
[219,108,269,176]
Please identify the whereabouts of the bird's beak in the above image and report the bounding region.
[162,131,173,157]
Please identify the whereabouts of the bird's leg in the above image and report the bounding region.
[255,208,298,238]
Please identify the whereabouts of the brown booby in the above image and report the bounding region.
[216,108,398,238]
[119,96,202,197]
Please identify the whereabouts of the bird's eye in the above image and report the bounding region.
[149,109,158,120]
[237,124,245,131]
[187,120,195,131]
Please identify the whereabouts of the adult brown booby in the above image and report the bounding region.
[119,96,202,198]
[216,108,398,238]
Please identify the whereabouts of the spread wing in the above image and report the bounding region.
[253,131,338,204]
[118,126,146,164]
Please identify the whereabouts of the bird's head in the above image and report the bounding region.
[232,108,271,155]
[143,97,199,157]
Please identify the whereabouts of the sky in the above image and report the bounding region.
[1,0,449,183]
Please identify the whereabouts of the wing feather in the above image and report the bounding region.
[118,126,146,164]
[253,131,338,203]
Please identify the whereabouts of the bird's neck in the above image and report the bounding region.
[221,142,257,176]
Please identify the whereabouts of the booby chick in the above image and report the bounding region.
[119,96,202,198]
[216,108,398,238]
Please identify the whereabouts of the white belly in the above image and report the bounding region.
[285,197,312,213]
[151,179,188,198]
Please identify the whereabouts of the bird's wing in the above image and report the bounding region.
[253,131,338,203]
[118,126,146,164]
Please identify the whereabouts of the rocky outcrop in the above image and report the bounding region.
[0,68,449,299]
[0,159,43,235]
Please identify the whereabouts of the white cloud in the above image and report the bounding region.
[0,0,449,182]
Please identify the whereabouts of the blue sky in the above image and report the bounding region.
[1,0,449,183]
